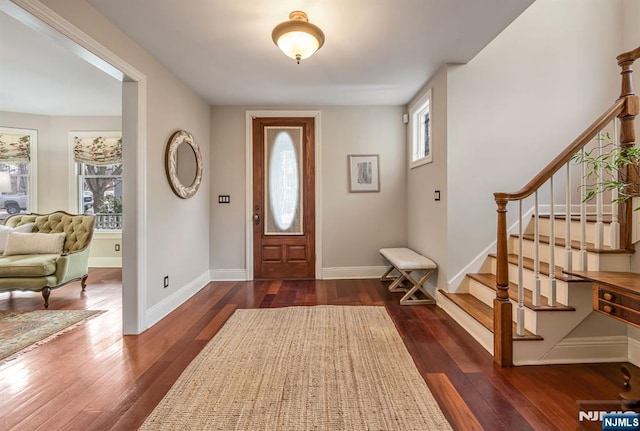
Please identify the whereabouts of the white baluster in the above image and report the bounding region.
[533,191,541,307]
[549,177,557,306]
[611,119,621,249]
[517,200,525,336]
[580,150,588,270]
[565,163,572,273]
[595,133,605,248]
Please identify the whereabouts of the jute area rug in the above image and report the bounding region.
[140,305,452,431]
[0,309,102,364]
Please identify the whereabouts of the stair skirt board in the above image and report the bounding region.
[436,291,633,365]
[435,290,494,354]
[516,336,628,366]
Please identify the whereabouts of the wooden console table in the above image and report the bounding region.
[568,271,640,329]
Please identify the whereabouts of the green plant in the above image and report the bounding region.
[572,132,640,204]
[97,194,122,214]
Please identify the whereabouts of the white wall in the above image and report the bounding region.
[210,106,407,276]
[444,0,622,283]
[41,0,211,314]
[406,66,448,292]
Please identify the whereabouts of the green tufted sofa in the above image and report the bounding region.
[0,211,95,308]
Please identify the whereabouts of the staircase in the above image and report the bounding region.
[437,213,632,365]
[438,45,640,366]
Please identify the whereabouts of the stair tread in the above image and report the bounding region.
[514,233,632,254]
[488,253,584,283]
[438,290,543,341]
[467,273,575,311]
[537,214,614,223]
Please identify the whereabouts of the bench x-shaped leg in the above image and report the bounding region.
[398,268,436,305]
[381,266,409,293]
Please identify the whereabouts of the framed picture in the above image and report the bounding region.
[348,154,380,193]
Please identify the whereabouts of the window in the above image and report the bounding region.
[409,89,432,168]
[0,127,37,220]
[72,132,122,231]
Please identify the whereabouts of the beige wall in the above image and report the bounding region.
[41,0,211,313]
[444,0,622,285]
[0,110,122,266]
[406,66,448,292]
[210,106,407,274]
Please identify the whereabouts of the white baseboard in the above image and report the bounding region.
[89,257,122,268]
[210,269,248,281]
[516,336,629,365]
[208,267,386,281]
[321,266,387,280]
[145,270,210,327]
[629,337,640,367]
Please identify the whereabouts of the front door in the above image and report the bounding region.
[252,117,315,279]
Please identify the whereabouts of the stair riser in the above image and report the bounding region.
[488,256,569,305]
[535,218,613,248]
[510,236,606,271]
[468,278,538,332]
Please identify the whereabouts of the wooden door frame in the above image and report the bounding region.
[245,110,322,280]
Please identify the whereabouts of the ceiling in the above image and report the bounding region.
[0,8,121,116]
[1,0,534,115]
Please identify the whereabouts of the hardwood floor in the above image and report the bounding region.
[0,269,636,430]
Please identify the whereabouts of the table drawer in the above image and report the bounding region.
[596,300,640,326]
[597,285,640,309]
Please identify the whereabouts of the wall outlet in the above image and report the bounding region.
[163,276,169,288]
[115,243,120,252]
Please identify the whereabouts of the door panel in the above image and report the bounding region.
[253,117,315,279]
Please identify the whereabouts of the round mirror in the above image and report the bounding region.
[165,130,203,199]
[176,142,198,186]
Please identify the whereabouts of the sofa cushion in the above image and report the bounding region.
[0,254,59,277]
[4,232,66,256]
[0,223,35,253]
[5,213,94,253]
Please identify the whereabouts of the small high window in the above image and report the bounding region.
[409,89,432,168]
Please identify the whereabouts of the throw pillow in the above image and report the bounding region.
[0,223,35,253]
[4,232,66,256]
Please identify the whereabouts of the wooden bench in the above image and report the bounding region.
[379,247,437,305]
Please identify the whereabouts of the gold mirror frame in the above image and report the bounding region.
[165,130,203,199]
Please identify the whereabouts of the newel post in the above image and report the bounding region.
[617,51,640,250]
[494,194,513,367]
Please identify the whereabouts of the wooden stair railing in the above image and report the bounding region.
[493,47,640,367]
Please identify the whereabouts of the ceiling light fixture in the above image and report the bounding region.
[272,11,325,64]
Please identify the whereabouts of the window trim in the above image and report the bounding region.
[69,131,122,232]
[408,88,432,169]
[0,126,38,213]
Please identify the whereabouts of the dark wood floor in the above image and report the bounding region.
[0,269,636,430]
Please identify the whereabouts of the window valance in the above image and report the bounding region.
[0,133,31,163]
[73,136,122,165]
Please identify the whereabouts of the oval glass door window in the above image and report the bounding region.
[268,131,299,231]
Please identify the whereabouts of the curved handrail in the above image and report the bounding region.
[494,98,626,202]
[618,47,640,65]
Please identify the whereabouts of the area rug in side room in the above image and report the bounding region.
[0,310,103,364]
[140,305,452,431]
